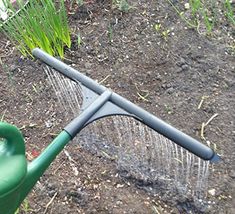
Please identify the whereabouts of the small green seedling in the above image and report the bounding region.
[164,104,173,114]
[15,199,31,214]
[154,23,161,32]
[119,0,131,12]
[77,0,84,6]
[161,29,170,41]
[113,0,132,12]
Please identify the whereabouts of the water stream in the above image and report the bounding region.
[44,66,211,206]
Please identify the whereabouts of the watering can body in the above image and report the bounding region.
[0,122,71,214]
[0,122,27,214]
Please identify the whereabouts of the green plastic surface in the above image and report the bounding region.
[0,122,71,214]
[0,122,27,196]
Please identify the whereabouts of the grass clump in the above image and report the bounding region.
[167,0,235,34]
[224,0,235,25]
[0,0,71,58]
[189,0,216,33]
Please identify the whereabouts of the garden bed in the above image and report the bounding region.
[0,0,235,213]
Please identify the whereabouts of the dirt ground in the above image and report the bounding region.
[0,1,234,213]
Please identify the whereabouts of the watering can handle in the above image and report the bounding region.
[0,122,25,155]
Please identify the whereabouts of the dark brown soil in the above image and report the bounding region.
[0,1,234,213]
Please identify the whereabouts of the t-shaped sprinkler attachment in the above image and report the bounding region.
[32,48,221,163]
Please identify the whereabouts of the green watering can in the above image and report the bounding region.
[0,49,220,214]
[0,122,71,214]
